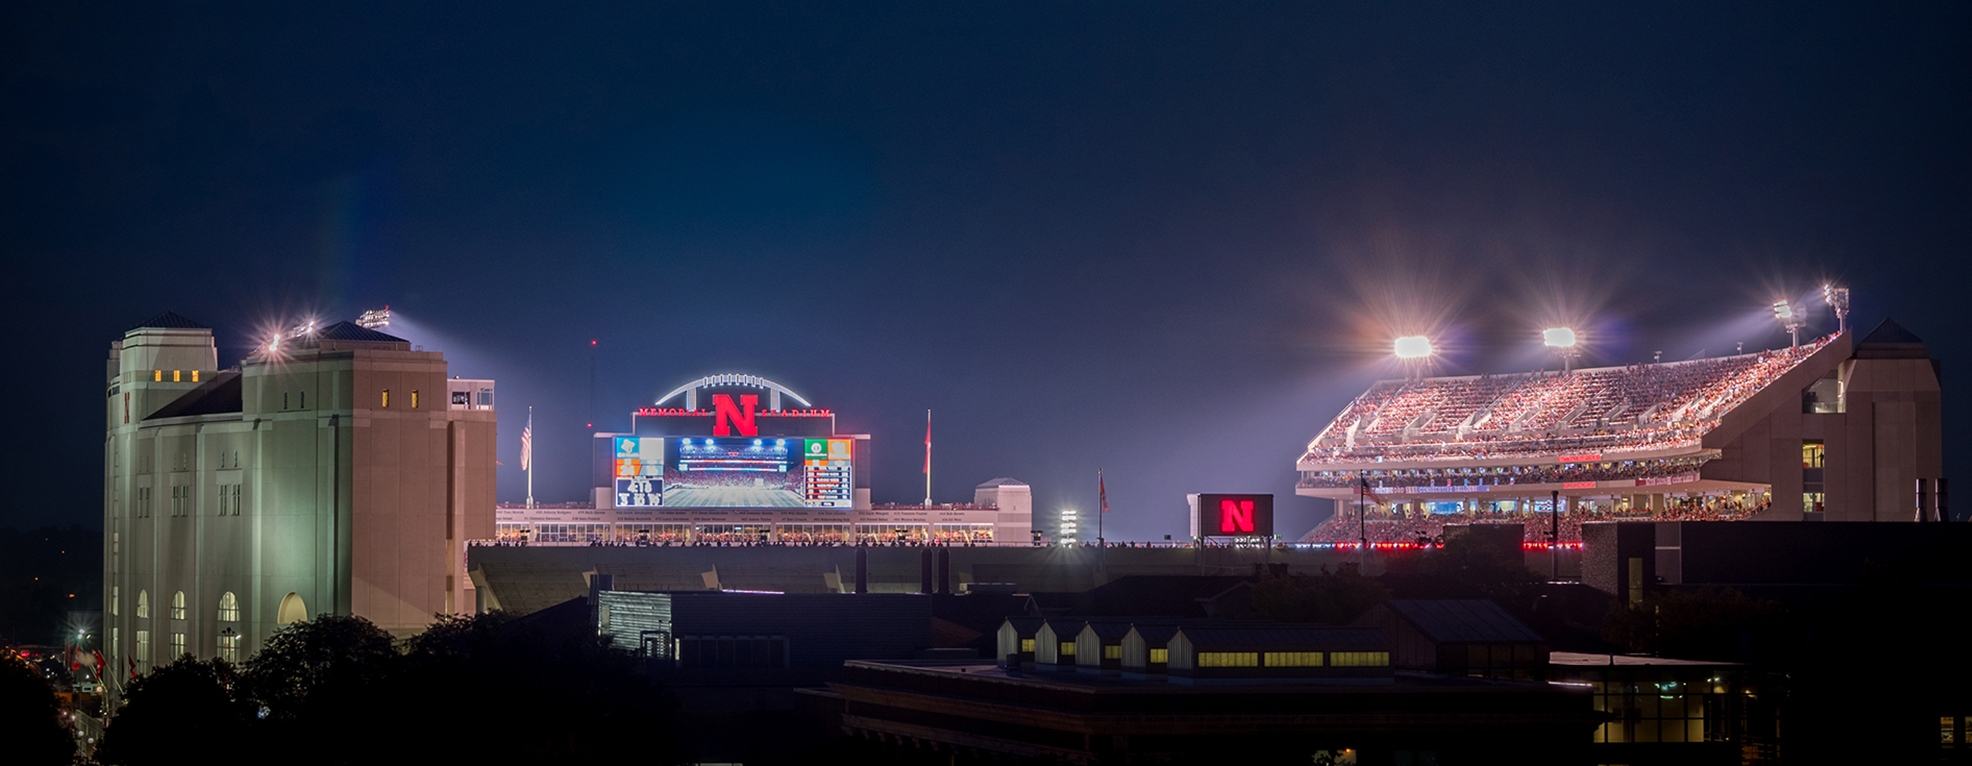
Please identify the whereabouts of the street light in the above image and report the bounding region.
[1773,300,1805,348]
[1543,327,1580,374]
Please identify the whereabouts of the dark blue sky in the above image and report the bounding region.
[5,2,1968,538]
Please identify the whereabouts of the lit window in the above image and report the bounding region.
[1196,652,1259,668]
[137,590,149,619]
[1020,638,1035,653]
[170,591,186,620]
[218,633,240,663]
[1330,651,1390,667]
[1265,651,1325,667]
[382,389,390,407]
[1059,642,1076,657]
[170,632,185,659]
[218,592,239,622]
[410,390,419,408]
[135,630,150,671]
[173,370,181,382]
[111,586,119,616]
[1150,648,1168,664]
[190,370,199,382]
[153,370,162,382]
[1104,645,1122,660]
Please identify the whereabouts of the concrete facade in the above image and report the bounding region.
[103,313,495,683]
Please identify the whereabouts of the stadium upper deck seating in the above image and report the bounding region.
[1302,336,1831,464]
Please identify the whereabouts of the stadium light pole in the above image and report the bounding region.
[1543,327,1579,374]
[1773,300,1805,348]
[1822,284,1851,334]
[1393,335,1433,380]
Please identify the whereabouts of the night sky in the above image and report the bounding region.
[5,3,1968,538]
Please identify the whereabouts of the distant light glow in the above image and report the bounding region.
[1772,300,1794,320]
[1542,327,1577,348]
[1393,336,1433,359]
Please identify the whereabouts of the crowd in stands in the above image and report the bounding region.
[1296,494,1768,545]
[1304,337,1831,464]
[1300,455,1709,490]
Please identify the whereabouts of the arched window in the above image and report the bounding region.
[218,592,239,622]
[136,590,149,619]
[276,592,307,625]
[170,591,186,620]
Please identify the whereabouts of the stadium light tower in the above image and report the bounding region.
[1773,300,1806,348]
[1822,284,1850,334]
[1393,335,1433,380]
[1543,327,1580,374]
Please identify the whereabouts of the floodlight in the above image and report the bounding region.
[356,306,391,330]
[1822,284,1851,332]
[1393,336,1433,359]
[1773,299,1806,348]
[1542,327,1577,348]
[1772,300,1795,321]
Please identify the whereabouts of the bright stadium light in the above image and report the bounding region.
[1773,299,1805,348]
[1544,327,1581,374]
[356,306,391,330]
[1393,336,1433,360]
[1822,284,1851,333]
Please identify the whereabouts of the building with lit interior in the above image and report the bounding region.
[488,374,1033,546]
[1297,320,1944,543]
[102,312,496,682]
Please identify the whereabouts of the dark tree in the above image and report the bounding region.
[0,651,75,766]
[237,614,397,721]
[1247,568,1390,624]
[95,656,253,766]
[1601,586,1782,662]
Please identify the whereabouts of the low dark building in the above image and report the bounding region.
[1549,652,1777,766]
[1353,599,1550,681]
[1167,625,1392,684]
[595,590,930,667]
[811,659,1601,765]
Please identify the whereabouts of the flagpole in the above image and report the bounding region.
[923,409,933,506]
[1358,471,1368,568]
[1098,469,1104,547]
[525,406,535,509]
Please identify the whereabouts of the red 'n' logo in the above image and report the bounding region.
[1219,498,1256,534]
[712,394,758,436]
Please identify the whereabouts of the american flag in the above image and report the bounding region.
[1099,469,1109,513]
[520,420,533,471]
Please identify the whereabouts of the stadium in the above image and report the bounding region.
[491,373,1036,547]
[1296,312,1944,546]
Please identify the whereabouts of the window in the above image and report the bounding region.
[1196,652,1259,668]
[111,586,119,616]
[190,370,199,382]
[1149,648,1169,664]
[1060,642,1076,657]
[410,390,419,408]
[382,389,390,407]
[137,590,149,619]
[135,630,150,671]
[170,591,186,620]
[1104,645,1122,660]
[299,391,304,408]
[218,592,239,622]
[1020,638,1035,653]
[170,632,186,659]
[219,633,240,663]
[153,370,162,382]
[1330,651,1390,667]
[452,391,470,406]
[1802,440,1826,468]
[233,484,243,515]
[283,392,289,409]
[172,370,181,382]
[1265,651,1325,667]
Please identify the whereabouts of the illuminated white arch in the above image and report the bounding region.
[655,373,813,411]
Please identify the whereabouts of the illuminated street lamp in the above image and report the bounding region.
[1543,327,1580,374]
[1773,300,1805,348]
[1822,284,1850,334]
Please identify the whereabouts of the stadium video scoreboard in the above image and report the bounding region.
[613,436,853,509]
[1187,493,1276,539]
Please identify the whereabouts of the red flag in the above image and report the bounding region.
[1099,469,1109,513]
[93,650,106,679]
[127,657,136,679]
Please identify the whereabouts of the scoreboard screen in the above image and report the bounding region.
[612,435,853,509]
